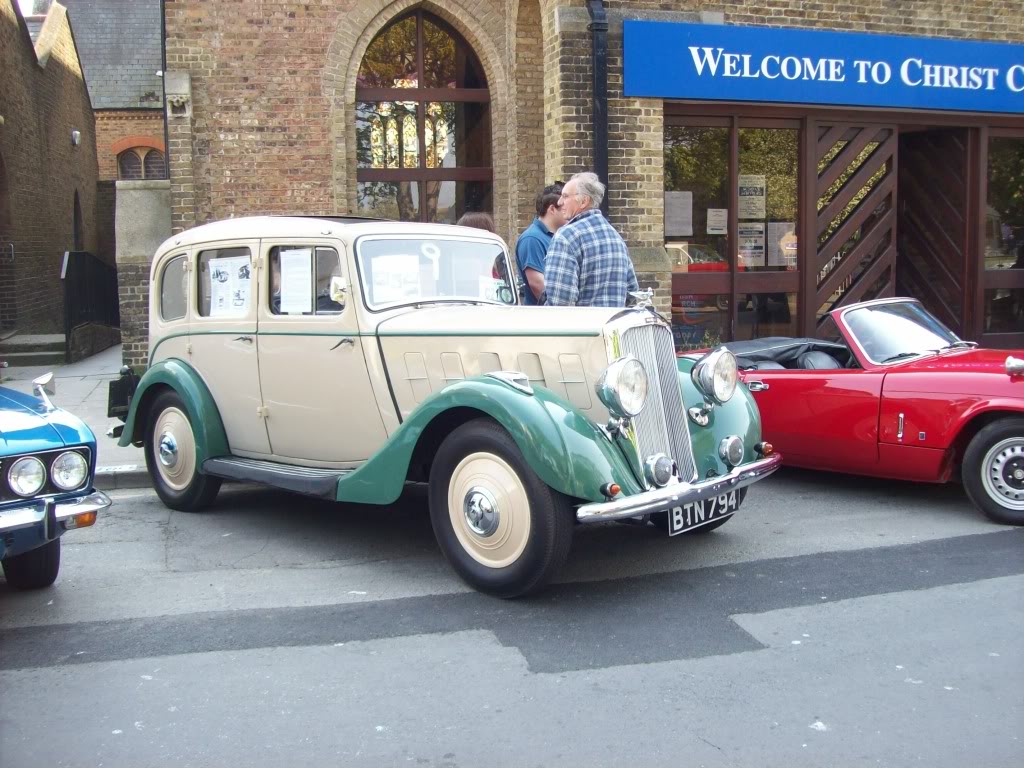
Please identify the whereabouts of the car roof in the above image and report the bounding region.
[157,215,506,254]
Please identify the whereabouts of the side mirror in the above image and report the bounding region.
[32,372,56,410]
[329,276,348,308]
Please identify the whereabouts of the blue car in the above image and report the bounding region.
[0,373,111,590]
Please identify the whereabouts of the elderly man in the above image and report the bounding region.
[543,172,638,307]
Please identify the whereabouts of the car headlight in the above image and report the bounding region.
[8,456,47,497]
[596,356,648,418]
[692,347,738,404]
[51,451,89,491]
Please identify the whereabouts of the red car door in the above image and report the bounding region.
[741,369,885,473]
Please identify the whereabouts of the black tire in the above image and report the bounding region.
[2,537,60,590]
[963,417,1024,525]
[144,390,222,512]
[428,418,574,598]
[649,487,747,534]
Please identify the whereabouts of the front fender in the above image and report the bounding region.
[336,376,644,505]
[677,356,763,478]
[117,358,230,464]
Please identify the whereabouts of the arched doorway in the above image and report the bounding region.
[354,8,492,223]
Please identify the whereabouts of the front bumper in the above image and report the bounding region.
[575,453,782,524]
[0,490,110,559]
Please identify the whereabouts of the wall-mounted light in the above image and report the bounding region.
[71,129,81,146]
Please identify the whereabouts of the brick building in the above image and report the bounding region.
[0,0,98,336]
[145,1,1023,364]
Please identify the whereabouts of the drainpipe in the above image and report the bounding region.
[160,0,170,179]
[587,0,609,216]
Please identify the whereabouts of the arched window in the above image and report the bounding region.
[118,148,166,180]
[355,9,492,222]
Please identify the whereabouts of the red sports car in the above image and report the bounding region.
[714,297,1024,525]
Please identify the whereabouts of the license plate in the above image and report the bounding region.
[665,490,740,536]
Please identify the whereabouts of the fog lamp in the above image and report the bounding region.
[644,453,674,487]
[719,435,744,467]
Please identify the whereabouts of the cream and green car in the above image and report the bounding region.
[109,216,781,597]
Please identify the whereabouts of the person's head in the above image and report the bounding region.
[535,182,566,231]
[456,211,495,233]
[559,172,605,220]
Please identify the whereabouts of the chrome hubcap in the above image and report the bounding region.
[158,432,179,468]
[463,486,500,537]
[982,438,1024,510]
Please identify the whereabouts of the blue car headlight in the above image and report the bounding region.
[8,456,46,497]
[51,451,89,491]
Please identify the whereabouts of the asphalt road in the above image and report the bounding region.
[1,468,1022,768]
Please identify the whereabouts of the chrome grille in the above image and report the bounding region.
[621,323,698,482]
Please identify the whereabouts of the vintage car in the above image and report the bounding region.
[727,297,1024,525]
[109,216,781,597]
[1,374,111,589]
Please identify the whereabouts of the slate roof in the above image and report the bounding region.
[33,0,164,109]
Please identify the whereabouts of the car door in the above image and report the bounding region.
[256,240,387,464]
[741,368,885,472]
[190,240,271,455]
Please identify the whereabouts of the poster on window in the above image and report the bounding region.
[279,248,313,314]
[767,223,798,268]
[738,222,766,268]
[665,191,693,236]
[738,175,766,219]
[370,252,421,304]
[707,208,728,235]
[208,255,252,318]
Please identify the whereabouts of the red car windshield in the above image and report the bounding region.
[844,302,960,364]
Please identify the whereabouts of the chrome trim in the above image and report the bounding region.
[1006,356,1024,375]
[53,491,111,522]
[32,372,56,411]
[718,435,744,467]
[576,454,782,524]
[0,491,110,534]
[595,356,647,418]
[691,347,738,405]
[747,380,769,392]
[643,453,673,487]
[897,413,905,441]
[687,405,710,427]
[485,371,534,395]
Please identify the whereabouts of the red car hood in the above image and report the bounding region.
[882,348,1024,397]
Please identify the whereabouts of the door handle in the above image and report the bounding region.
[330,337,355,350]
[897,412,904,440]
[747,380,769,392]
[233,336,253,344]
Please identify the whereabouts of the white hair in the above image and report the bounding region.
[571,172,605,208]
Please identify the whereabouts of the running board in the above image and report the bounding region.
[202,457,352,499]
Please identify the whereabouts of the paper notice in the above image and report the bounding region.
[208,255,251,318]
[738,174,766,219]
[370,252,421,304]
[707,208,727,235]
[767,222,798,268]
[665,191,694,236]
[279,248,313,314]
[738,222,766,268]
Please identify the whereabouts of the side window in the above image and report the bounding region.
[198,247,252,318]
[160,255,188,321]
[269,246,343,316]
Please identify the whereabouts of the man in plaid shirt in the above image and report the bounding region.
[544,172,639,307]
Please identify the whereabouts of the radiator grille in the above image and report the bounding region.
[621,323,698,482]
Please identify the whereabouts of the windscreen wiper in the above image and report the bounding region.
[880,351,918,363]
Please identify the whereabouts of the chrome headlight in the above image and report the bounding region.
[691,347,738,404]
[51,451,89,491]
[8,456,46,497]
[596,356,648,418]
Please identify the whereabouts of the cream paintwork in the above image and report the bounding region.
[149,249,191,369]
[144,216,620,467]
[255,238,387,464]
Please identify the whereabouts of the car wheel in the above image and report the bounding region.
[145,390,221,512]
[2,537,60,590]
[428,418,574,598]
[649,487,746,534]
[963,417,1024,525]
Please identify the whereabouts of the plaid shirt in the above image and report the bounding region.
[544,209,639,307]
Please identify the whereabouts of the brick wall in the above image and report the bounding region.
[0,2,99,334]
[116,261,150,368]
[95,110,165,181]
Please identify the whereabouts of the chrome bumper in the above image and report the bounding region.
[0,490,111,537]
[576,453,782,524]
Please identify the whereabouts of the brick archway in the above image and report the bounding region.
[323,0,510,236]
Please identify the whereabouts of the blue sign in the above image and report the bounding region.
[624,21,1024,114]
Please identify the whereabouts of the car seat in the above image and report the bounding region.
[752,360,786,370]
[797,350,841,370]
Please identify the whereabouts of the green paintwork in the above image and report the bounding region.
[118,358,230,463]
[335,376,644,505]
[676,356,763,478]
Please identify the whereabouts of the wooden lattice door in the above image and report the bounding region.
[811,122,899,333]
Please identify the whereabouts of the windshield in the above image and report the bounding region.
[357,237,517,309]
[843,301,960,364]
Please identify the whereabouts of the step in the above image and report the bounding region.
[202,456,352,499]
[0,350,67,367]
[0,334,67,355]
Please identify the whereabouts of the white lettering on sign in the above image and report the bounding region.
[898,58,1001,90]
[1009,65,1024,93]
[688,47,846,83]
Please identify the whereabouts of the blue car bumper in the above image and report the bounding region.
[0,491,110,561]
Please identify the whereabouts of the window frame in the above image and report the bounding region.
[266,244,346,317]
[159,254,189,322]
